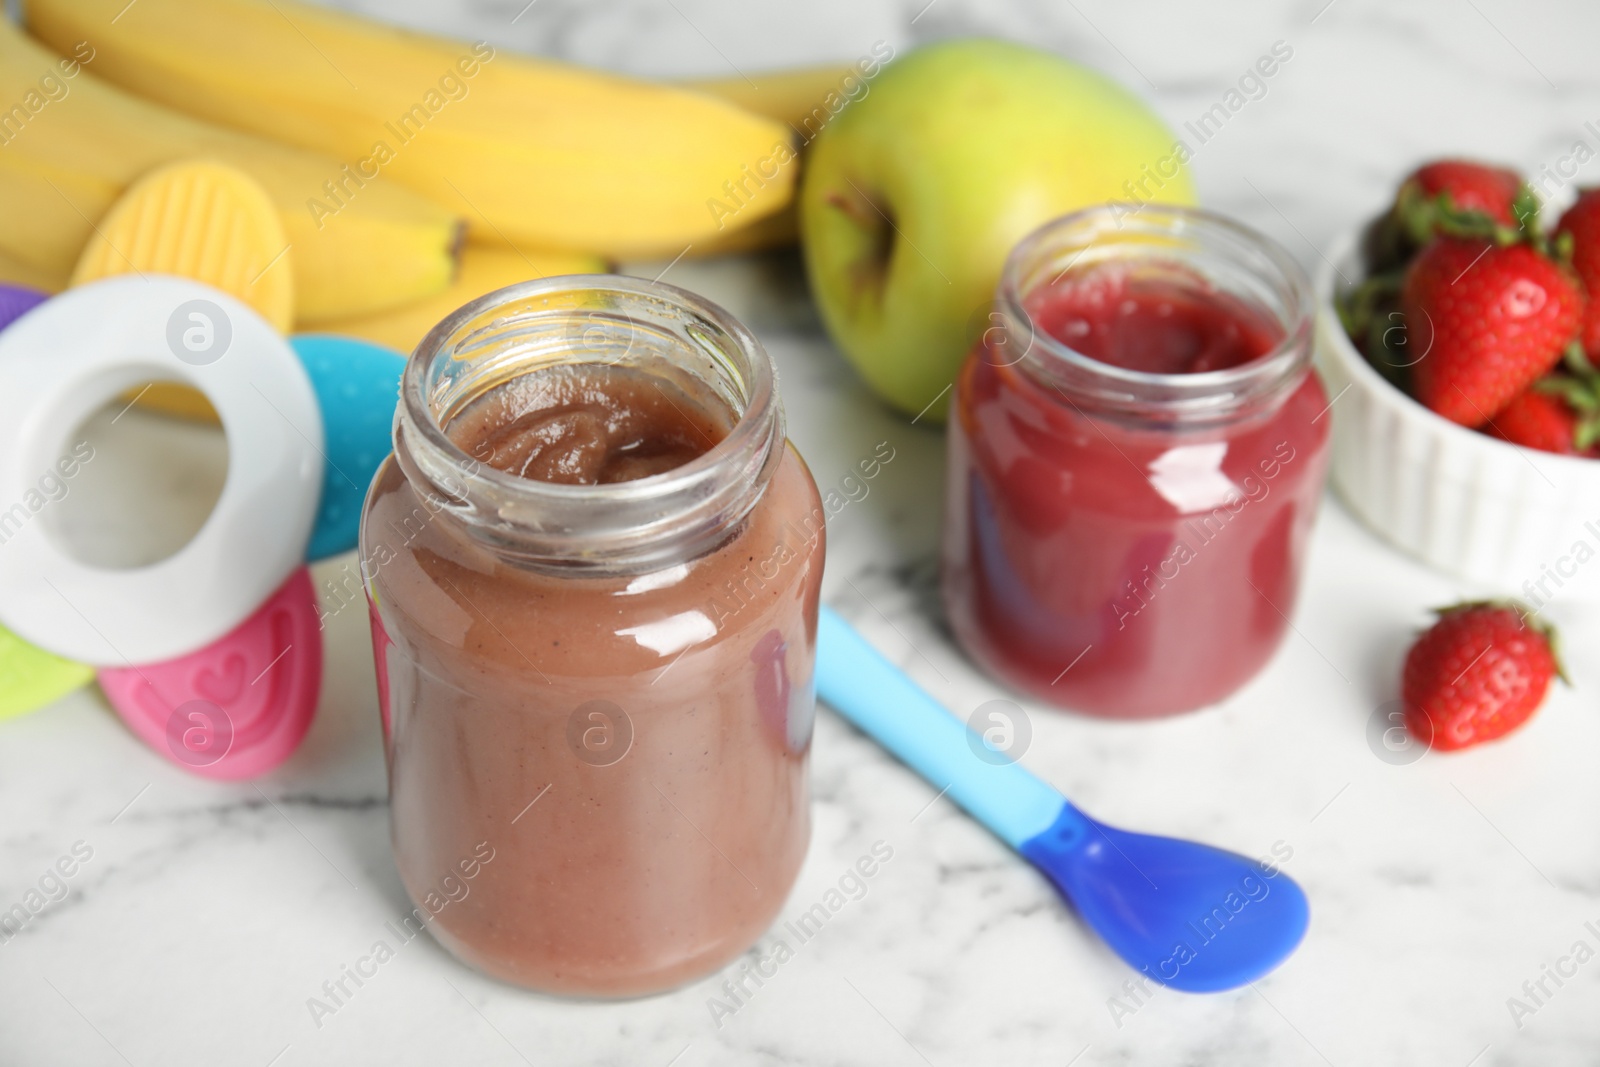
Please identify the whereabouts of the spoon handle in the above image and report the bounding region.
[816,605,1080,849]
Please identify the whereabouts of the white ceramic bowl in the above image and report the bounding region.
[1316,231,1600,604]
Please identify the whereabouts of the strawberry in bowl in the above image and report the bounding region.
[1342,159,1591,453]
[1556,188,1600,360]
[1361,158,1535,272]
[1319,158,1600,600]
[1402,237,1587,439]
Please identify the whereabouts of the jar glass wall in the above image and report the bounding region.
[942,206,1328,718]
[361,276,824,996]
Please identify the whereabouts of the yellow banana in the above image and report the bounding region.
[310,246,606,354]
[690,203,799,257]
[684,63,865,131]
[0,22,460,322]
[26,0,799,259]
[682,62,884,257]
[0,246,65,292]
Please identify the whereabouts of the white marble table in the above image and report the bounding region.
[6,1,1600,1064]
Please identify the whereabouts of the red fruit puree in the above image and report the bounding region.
[943,257,1329,718]
[1025,264,1283,375]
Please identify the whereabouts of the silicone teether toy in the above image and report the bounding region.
[292,335,408,560]
[0,276,321,778]
[73,158,294,423]
[0,271,412,771]
[0,282,48,328]
[0,158,514,774]
[0,113,418,768]
[0,283,92,721]
[72,159,295,330]
[0,270,406,772]
[97,568,323,780]
[0,623,93,723]
[816,606,1309,991]
[0,277,321,664]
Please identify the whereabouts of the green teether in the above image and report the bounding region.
[0,623,92,720]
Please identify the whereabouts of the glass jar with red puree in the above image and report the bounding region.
[942,205,1327,718]
[362,276,824,996]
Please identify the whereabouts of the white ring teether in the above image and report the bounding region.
[0,276,323,666]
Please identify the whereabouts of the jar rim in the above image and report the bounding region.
[998,204,1315,424]
[402,274,777,500]
[394,273,783,570]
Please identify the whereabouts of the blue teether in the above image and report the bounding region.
[815,606,1309,992]
[290,335,406,561]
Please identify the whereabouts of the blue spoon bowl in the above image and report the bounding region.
[816,606,1308,992]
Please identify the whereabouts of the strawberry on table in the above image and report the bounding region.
[1400,237,1584,426]
[1556,188,1600,359]
[1402,601,1563,751]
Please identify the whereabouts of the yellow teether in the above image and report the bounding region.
[72,159,293,327]
[312,246,605,354]
[72,159,294,422]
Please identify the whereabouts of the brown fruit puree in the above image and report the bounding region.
[364,360,823,996]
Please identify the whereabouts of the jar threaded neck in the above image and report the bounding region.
[393,274,782,573]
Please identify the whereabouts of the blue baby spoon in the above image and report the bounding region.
[815,606,1308,992]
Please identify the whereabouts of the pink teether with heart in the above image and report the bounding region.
[96,568,323,780]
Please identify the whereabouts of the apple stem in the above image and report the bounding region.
[825,190,880,231]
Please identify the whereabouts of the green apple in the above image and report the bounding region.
[801,38,1196,421]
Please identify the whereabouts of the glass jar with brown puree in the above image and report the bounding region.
[360,276,825,997]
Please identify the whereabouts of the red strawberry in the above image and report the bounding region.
[1484,361,1600,457]
[1400,237,1584,426]
[1363,160,1536,275]
[1486,389,1584,453]
[1555,188,1600,358]
[1405,160,1527,229]
[1402,601,1563,751]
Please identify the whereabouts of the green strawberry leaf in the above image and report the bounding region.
[1535,374,1598,410]
[1511,184,1542,236]
[1577,410,1600,452]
